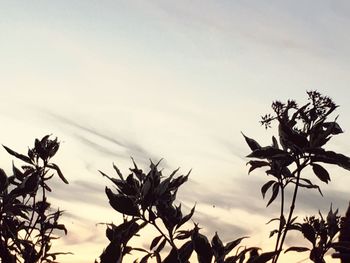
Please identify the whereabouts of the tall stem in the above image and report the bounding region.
[273,179,285,257]
[273,160,302,263]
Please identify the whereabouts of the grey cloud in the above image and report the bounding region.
[46,112,163,166]
[49,179,106,208]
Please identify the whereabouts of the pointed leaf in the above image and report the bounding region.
[284,247,309,253]
[266,182,279,207]
[261,180,275,199]
[224,236,248,255]
[47,163,69,184]
[3,145,32,164]
[105,187,140,216]
[241,132,261,151]
[247,161,270,174]
[150,235,162,251]
[312,163,330,183]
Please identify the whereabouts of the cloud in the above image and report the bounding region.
[46,112,163,166]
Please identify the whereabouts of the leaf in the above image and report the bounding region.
[247,147,289,160]
[272,136,279,149]
[155,238,167,253]
[284,247,309,253]
[0,168,8,192]
[311,163,330,183]
[150,235,163,251]
[301,223,316,245]
[241,132,261,151]
[266,182,279,207]
[192,228,213,263]
[47,163,69,184]
[261,180,275,199]
[3,145,32,164]
[105,187,140,216]
[269,229,278,238]
[307,149,350,171]
[212,232,225,262]
[177,204,196,230]
[140,253,151,263]
[163,241,193,263]
[99,241,122,263]
[250,251,278,263]
[113,163,125,180]
[224,236,248,255]
[247,161,270,174]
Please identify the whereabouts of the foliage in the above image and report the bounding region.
[0,135,69,263]
[97,160,277,263]
[243,91,350,262]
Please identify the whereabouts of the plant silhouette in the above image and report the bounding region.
[1,91,350,263]
[97,91,350,263]
[0,135,70,263]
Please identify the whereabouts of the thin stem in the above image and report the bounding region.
[273,159,303,263]
[273,178,285,256]
[143,211,178,251]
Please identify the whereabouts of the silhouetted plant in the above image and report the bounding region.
[97,159,277,263]
[0,135,69,263]
[243,91,350,262]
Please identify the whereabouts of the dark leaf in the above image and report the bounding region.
[140,254,151,263]
[177,204,196,230]
[0,168,8,192]
[247,161,270,174]
[250,251,278,263]
[269,230,278,238]
[99,241,122,263]
[47,163,69,184]
[150,235,163,251]
[224,236,248,255]
[247,147,289,160]
[242,132,261,151]
[311,163,330,183]
[301,223,316,245]
[266,182,279,207]
[261,180,275,199]
[284,247,310,253]
[272,136,279,149]
[3,145,32,164]
[192,228,213,263]
[155,238,167,253]
[105,187,140,216]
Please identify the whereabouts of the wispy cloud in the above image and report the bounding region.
[46,112,163,166]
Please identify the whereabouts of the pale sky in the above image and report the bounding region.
[1,1,350,262]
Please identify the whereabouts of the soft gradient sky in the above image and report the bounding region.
[1,1,350,262]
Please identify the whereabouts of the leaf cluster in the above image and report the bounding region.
[0,135,69,263]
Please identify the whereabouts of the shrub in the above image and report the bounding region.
[0,135,69,263]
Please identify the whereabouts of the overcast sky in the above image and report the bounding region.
[1,1,350,262]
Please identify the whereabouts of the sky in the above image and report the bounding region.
[1,1,350,262]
